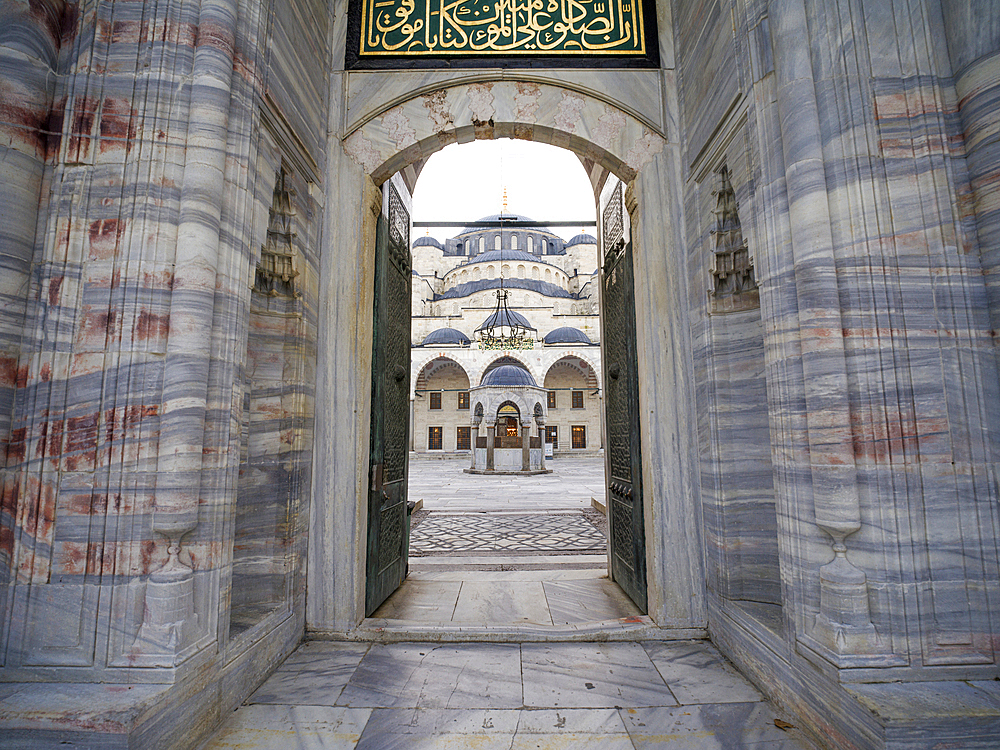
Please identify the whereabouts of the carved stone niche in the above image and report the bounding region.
[255,168,300,298]
[709,166,759,314]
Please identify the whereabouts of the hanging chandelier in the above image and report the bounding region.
[476,275,535,351]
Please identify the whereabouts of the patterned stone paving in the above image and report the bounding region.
[409,511,607,556]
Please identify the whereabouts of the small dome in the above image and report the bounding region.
[481,364,537,387]
[475,309,536,333]
[543,327,592,345]
[566,233,598,247]
[421,328,471,346]
[413,236,443,249]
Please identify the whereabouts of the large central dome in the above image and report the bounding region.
[458,213,555,236]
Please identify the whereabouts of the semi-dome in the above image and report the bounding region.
[421,328,471,346]
[475,309,536,333]
[543,327,592,345]
[413,236,443,249]
[481,364,537,387]
[465,249,546,265]
[565,233,598,247]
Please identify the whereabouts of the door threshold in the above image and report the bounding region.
[311,618,708,643]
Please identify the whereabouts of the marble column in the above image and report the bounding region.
[536,417,546,471]
[470,420,479,469]
[520,419,531,471]
[769,0,881,663]
[485,420,495,471]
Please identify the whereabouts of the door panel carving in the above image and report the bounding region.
[366,181,412,616]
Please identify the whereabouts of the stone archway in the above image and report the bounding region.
[310,75,702,635]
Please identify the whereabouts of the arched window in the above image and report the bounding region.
[456,242,464,255]
[517,264,526,278]
[474,267,481,280]
[487,265,496,279]
[479,237,485,253]
[501,264,510,279]
[532,266,539,280]
[511,234,518,250]
[494,234,501,250]
[528,236,534,254]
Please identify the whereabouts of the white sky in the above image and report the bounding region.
[411,139,597,242]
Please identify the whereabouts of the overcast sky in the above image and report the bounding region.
[411,139,597,242]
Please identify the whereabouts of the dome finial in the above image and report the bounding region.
[502,187,508,213]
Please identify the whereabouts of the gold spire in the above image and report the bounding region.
[502,187,508,213]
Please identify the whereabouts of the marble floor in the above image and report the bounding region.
[199,458,816,748]
[201,640,816,749]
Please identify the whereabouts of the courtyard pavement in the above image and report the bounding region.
[199,456,817,749]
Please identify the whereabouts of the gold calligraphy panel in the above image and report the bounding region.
[360,0,646,56]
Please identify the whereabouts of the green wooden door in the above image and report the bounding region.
[600,182,647,612]
[365,182,412,616]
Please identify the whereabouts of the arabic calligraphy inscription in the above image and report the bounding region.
[360,0,646,56]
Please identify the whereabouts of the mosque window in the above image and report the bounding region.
[430,391,442,410]
[528,236,534,254]
[428,426,443,450]
[457,242,464,255]
[547,391,557,409]
[456,426,471,450]
[479,237,485,253]
[517,265,525,278]
[495,234,501,250]
[572,390,584,409]
[545,426,558,449]
[571,425,586,449]
[458,391,470,409]
[512,234,518,250]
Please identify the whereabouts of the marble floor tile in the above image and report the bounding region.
[354,708,520,749]
[336,643,523,709]
[621,703,806,749]
[248,642,371,706]
[642,640,763,704]
[511,708,636,749]
[543,578,641,624]
[521,642,678,708]
[201,705,372,749]
[371,580,462,621]
[452,580,553,624]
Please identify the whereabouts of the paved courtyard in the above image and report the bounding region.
[407,454,607,511]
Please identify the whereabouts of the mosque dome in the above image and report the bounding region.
[459,213,553,235]
[475,309,536,333]
[543,327,592,345]
[565,233,598,247]
[421,328,471,346]
[481,364,537,387]
[413,236,443,249]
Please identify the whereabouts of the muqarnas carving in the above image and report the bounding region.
[709,166,758,313]
[256,168,300,298]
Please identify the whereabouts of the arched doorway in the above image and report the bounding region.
[309,78,702,632]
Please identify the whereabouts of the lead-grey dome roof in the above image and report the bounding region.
[565,233,598,247]
[413,236,443,249]
[435,278,573,300]
[475,309,536,333]
[481,364,537,387]
[465,249,547,265]
[543,327,592,345]
[458,213,555,236]
[421,328,471,346]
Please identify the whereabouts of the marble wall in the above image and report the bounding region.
[1,0,999,747]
